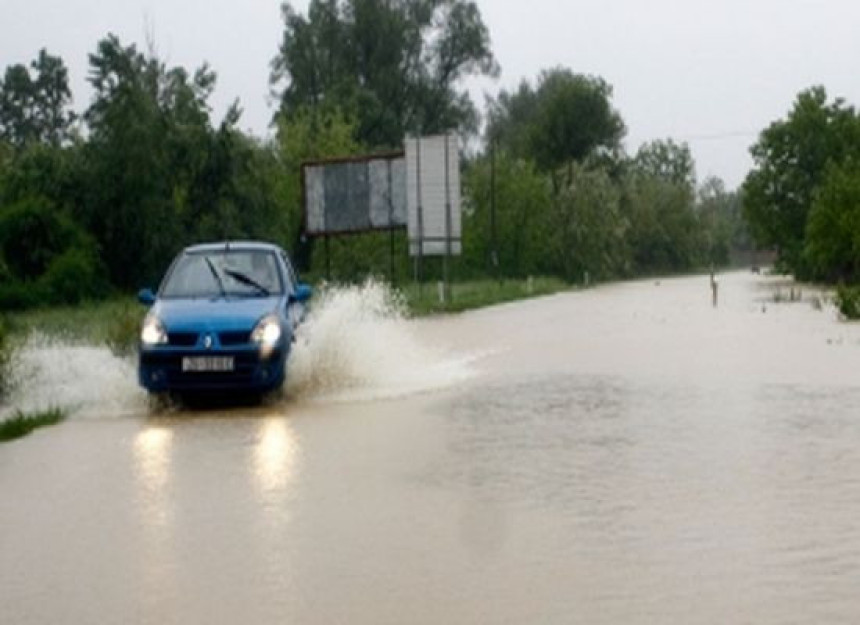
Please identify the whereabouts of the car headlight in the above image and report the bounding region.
[251,314,282,345]
[141,315,168,345]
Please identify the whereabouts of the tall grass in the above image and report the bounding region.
[7,297,145,355]
[402,276,570,316]
[0,407,66,442]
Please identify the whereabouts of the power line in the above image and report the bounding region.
[676,130,760,142]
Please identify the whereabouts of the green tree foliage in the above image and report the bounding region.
[633,139,695,188]
[551,163,629,281]
[81,35,290,289]
[271,0,497,148]
[0,34,759,307]
[743,87,860,275]
[0,49,75,148]
[0,196,107,308]
[462,151,553,278]
[0,197,83,280]
[275,106,360,271]
[82,35,209,287]
[623,140,702,273]
[804,160,860,281]
[697,177,750,267]
[488,69,625,180]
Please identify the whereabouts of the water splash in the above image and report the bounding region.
[2,334,146,420]
[286,280,474,402]
[0,281,474,419]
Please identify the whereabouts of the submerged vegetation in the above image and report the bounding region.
[835,285,860,320]
[0,407,66,443]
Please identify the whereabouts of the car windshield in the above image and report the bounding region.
[160,249,283,299]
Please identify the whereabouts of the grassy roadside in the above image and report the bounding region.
[0,407,67,443]
[6,277,572,344]
[5,297,144,346]
[402,276,571,315]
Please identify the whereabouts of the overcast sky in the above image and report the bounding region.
[4,0,860,188]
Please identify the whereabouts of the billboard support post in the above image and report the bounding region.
[443,133,452,303]
[415,135,424,297]
[387,158,395,284]
[490,135,500,285]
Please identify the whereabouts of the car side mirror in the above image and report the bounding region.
[138,288,156,306]
[290,283,312,303]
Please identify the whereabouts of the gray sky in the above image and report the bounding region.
[4,0,860,188]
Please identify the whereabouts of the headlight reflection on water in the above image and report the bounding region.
[134,426,174,492]
[253,417,300,495]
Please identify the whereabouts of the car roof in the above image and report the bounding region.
[183,241,284,254]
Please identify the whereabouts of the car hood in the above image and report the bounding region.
[154,296,282,332]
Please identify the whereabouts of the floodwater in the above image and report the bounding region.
[3,272,860,624]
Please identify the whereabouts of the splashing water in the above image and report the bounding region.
[2,334,146,421]
[286,280,475,402]
[0,281,474,420]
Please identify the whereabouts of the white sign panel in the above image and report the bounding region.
[405,133,462,256]
[303,155,407,235]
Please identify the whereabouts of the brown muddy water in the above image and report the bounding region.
[2,272,860,624]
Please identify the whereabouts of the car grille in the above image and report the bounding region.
[168,332,198,347]
[219,331,251,346]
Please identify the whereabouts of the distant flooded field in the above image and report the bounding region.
[3,271,860,624]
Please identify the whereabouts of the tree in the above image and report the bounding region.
[804,160,860,282]
[271,0,497,148]
[82,34,283,288]
[696,177,751,268]
[743,86,860,275]
[551,163,629,281]
[633,139,695,188]
[623,141,701,273]
[461,151,553,278]
[488,68,625,182]
[0,49,75,148]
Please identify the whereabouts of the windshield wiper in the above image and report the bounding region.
[205,256,227,298]
[223,268,270,296]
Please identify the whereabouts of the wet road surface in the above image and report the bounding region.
[3,272,860,624]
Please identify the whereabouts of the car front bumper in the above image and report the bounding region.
[138,344,287,393]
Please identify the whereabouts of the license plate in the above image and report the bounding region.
[182,356,235,372]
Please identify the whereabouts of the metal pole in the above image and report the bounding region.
[443,133,452,303]
[325,235,331,281]
[387,158,395,285]
[415,135,424,298]
[322,174,331,281]
[490,135,500,285]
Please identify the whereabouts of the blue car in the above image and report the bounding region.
[137,241,312,395]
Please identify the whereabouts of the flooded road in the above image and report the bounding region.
[3,272,860,624]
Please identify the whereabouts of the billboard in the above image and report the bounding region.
[303,153,407,236]
[405,133,461,256]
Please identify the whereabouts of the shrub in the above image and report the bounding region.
[0,196,108,309]
[39,246,108,306]
[0,197,77,280]
[835,285,860,320]
[0,281,45,311]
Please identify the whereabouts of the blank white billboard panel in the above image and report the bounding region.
[303,155,407,236]
[406,133,462,256]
